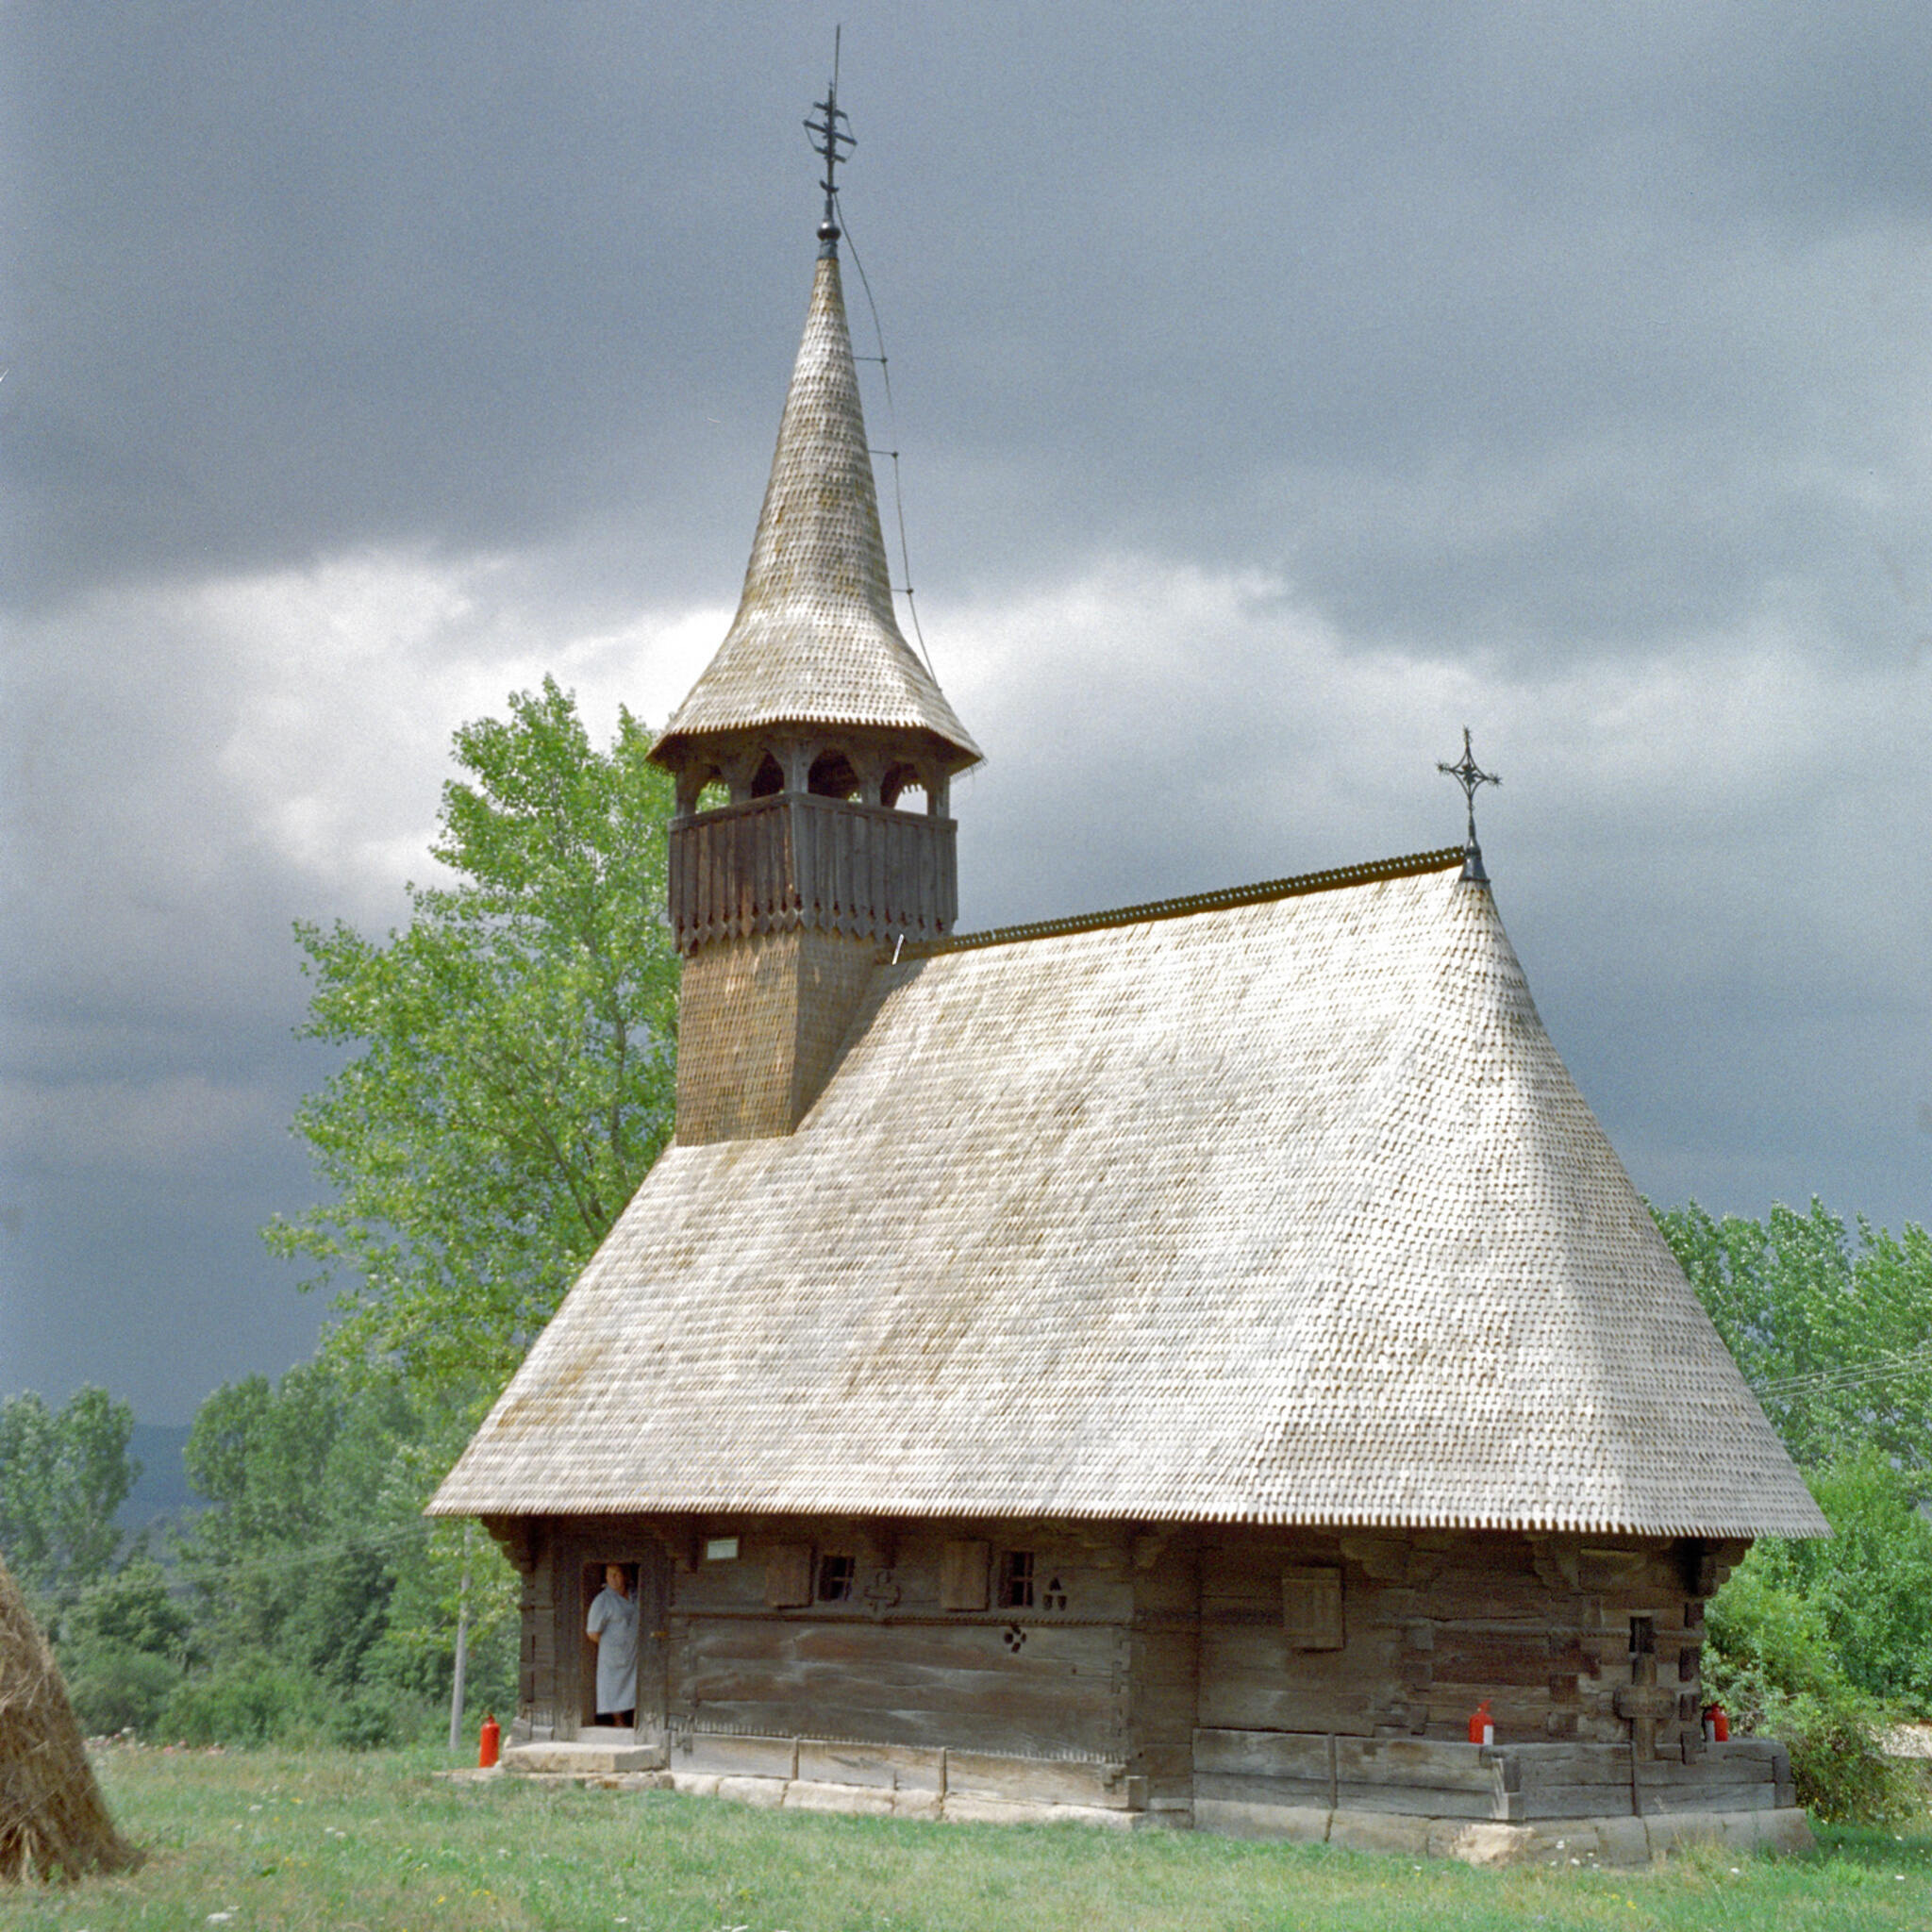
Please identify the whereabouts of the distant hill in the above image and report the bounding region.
[121,1423,201,1533]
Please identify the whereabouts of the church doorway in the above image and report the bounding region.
[576,1551,669,1738]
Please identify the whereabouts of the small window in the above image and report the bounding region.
[997,1550,1036,1609]
[816,1553,856,1603]
[704,1537,740,1562]
[1630,1616,1656,1657]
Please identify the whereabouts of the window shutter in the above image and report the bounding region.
[765,1542,813,1607]
[940,1540,991,1610]
[1282,1566,1344,1650]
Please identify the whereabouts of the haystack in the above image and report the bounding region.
[0,1553,137,1881]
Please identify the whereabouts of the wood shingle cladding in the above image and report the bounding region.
[651,255,979,769]
[434,859,1822,1541]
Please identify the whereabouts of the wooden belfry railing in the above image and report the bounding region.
[668,793,958,954]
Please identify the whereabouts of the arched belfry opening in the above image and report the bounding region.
[648,154,980,1144]
[808,747,858,800]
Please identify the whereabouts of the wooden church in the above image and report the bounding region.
[432,86,1825,1864]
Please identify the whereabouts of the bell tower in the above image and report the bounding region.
[649,70,981,1143]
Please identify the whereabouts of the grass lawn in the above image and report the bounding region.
[2,1746,1930,1932]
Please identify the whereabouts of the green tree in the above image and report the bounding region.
[58,1557,199,1740]
[161,682,677,1746]
[1660,1198,1932,1735]
[1657,1198,1932,1471]
[0,1386,139,1604]
[181,1360,418,1686]
[168,1359,519,1745]
[1705,1551,1919,1824]
[1742,1447,1932,1706]
[65,1557,194,1661]
[265,678,680,1409]
[365,1442,521,1713]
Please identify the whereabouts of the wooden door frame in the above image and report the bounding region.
[634,1541,671,1744]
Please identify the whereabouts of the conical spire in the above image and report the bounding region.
[654,251,981,769]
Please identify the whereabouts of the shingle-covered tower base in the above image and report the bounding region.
[649,219,980,1144]
[675,927,881,1141]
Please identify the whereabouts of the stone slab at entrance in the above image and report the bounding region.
[501,1740,667,1775]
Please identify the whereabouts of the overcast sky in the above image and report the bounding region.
[5,3,1930,1424]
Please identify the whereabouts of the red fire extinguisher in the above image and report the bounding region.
[1468,1699,1494,1746]
[478,1711,501,1769]
[1703,1702,1729,1744]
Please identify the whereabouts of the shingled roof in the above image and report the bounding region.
[433,857,1824,1540]
[652,254,981,770]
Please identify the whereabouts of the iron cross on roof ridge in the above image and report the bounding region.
[1438,727,1500,883]
[805,29,856,255]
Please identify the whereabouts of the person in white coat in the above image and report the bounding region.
[585,1563,640,1727]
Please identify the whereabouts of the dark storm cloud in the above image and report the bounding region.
[12,2,1931,637]
[4,3,790,599]
[5,3,1929,1418]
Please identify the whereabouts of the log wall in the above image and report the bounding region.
[661,1520,1133,1764]
[495,1514,1764,1822]
[1195,1527,1738,1753]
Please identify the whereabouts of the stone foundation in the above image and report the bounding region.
[496,1731,1814,1865]
[1199,1798,1813,1867]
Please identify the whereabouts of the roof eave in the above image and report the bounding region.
[648,712,983,775]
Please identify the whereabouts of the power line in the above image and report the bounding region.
[1752,1341,1932,1401]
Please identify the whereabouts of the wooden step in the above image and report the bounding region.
[501,1740,668,1774]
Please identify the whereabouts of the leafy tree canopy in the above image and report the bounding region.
[1704,1540,1920,1823]
[65,1557,195,1663]
[1657,1197,1932,1473]
[0,1386,138,1604]
[265,678,680,1410]
[1748,1447,1932,1706]
[1663,1198,1932,1739]
[171,1357,520,1737]
[183,1361,424,1688]
[185,1362,416,1574]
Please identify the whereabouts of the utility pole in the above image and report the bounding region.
[447,1523,473,1754]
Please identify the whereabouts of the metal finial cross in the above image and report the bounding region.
[1438,727,1500,880]
[804,28,855,253]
